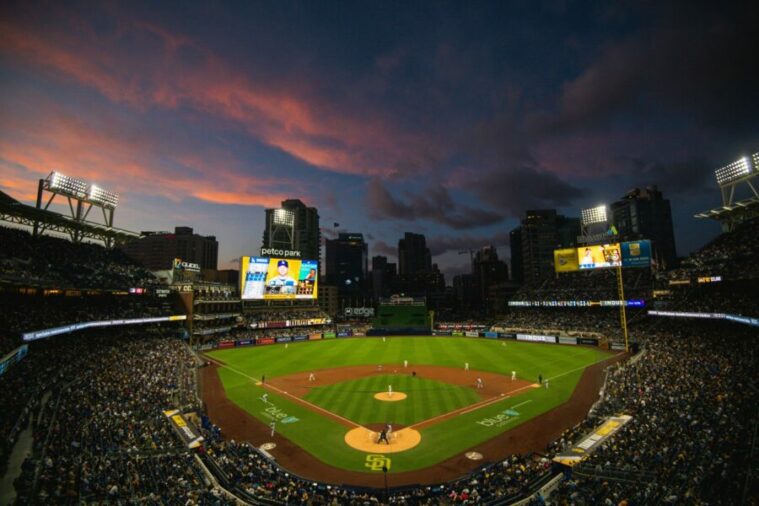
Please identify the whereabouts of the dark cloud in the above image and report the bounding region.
[366,178,504,229]
[618,157,715,196]
[465,168,585,217]
[371,240,396,258]
[426,232,510,257]
[550,2,759,133]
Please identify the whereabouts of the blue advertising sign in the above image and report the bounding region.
[621,240,651,268]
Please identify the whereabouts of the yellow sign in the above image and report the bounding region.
[365,454,391,471]
[554,248,579,273]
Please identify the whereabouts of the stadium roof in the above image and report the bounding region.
[0,190,140,246]
[694,195,759,222]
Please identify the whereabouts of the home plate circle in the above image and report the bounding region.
[260,443,277,451]
[465,451,483,460]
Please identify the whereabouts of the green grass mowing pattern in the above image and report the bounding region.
[304,374,480,426]
[207,337,613,473]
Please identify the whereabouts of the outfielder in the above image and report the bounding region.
[464,362,469,371]
[511,370,516,380]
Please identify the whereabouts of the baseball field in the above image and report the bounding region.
[201,336,616,486]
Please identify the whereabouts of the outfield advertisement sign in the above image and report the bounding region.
[559,336,578,345]
[553,415,632,467]
[516,334,557,343]
[620,240,651,268]
[577,338,600,346]
[483,332,498,338]
[293,335,308,341]
[308,333,322,341]
[323,332,337,339]
[276,336,293,343]
[256,337,275,345]
[465,331,479,337]
[22,315,188,342]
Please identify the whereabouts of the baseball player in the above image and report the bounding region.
[464,362,470,371]
[476,377,484,389]
[270,421,276,437]
[377,428,390,445]
[308,372,316,382]
[538,374,543,386]
[511,370,516,381]
[388,385,393,398]
[404,360,408,368]
[386,423,393,438]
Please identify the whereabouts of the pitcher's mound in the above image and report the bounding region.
[344,427,421,453]
[374,392,407,401]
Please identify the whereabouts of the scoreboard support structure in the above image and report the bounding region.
[615,264,629,353]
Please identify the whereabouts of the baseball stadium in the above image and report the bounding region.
[1,3,757,503]
[1,150,757,505]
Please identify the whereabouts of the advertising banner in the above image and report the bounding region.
[237,339,253,346]
[323,331,337,339]
[516,334,557,343]
[621,240,651,268]
[218,340,234,348]
[499,332,517,339]
[452,331,464,337]
[275,336,293,343]
[433,330,452,336]
[578,337,600,346]
[308,333,322,341]
[22,315,188,342]
[293,335,309,341]
[484,331,498,338]
[240,256,318,300]
[559,336,578,345]
[163,410,204,449]
[0,345,29,377]
[337,331,352,337]
[256,337,275,345]
[465,331,479,337]
[554,248,580,273]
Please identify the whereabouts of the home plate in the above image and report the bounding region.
[465,452,483,460]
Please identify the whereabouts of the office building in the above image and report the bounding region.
[325,233,368,297]
[121,226,218,271]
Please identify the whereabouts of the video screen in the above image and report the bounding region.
[577,243,622,270]
[240,257,318,300]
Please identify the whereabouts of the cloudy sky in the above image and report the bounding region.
[1,0,757,282]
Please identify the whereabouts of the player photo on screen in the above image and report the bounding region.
[578,244,622,270]
[240,257,318,300]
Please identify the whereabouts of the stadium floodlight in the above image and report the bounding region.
[581,205,608,226]
[48,171,88,197]
[752,152,759,171]
[273,208,294,226]
[88,184,120,208]
[714,157,750,185]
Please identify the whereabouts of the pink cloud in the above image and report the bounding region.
[0,12,435,177]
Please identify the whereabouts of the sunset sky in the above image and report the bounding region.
[1,1,757,281]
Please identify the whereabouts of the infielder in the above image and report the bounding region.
[464,362,469,371]
[476,377,484,389]
[388,384,393,398]
[308,372,316,382]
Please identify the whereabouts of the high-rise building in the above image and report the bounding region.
[517,210,580,285]
[371,255,397,300]
[262,199,320,261]
[325,233,368,297]
[472,245,509,308]
[398,232,431,276]
[610,186,677,268]
[121,226,218,271]
[509,227,523,284]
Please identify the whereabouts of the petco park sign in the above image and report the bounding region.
[345,307,375,317]
[260,248,302,258]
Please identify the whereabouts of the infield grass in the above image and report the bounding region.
[207,337,612,474]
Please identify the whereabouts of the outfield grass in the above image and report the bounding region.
[304,373,481,426]
[208,337,611,473]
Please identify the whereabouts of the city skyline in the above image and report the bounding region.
[1,1,757,282]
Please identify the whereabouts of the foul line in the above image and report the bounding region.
[411,352,621,429]
[204,356,361,429]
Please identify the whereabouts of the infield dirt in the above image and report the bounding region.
[200,352,624,487]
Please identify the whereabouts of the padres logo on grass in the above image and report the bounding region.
[365,454,391,471]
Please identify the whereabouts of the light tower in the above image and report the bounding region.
[695,153,759,231]
[33,171,120,246]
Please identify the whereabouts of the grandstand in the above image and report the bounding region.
[1,177,756,505]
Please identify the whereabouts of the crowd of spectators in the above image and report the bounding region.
[512,268,652,303]
[0,226,159,289]
[666,217,759,281]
